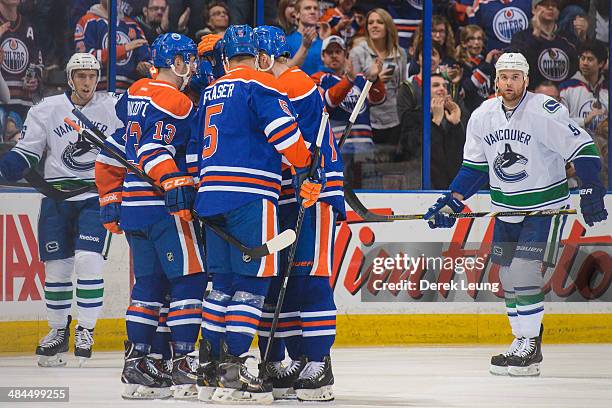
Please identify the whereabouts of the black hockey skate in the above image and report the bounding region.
[211,350,273,404]
[263,357,306,399]
[489,338,524,376]
[508,324,544,377]
[294,355,334,401]
[170,343,199,400]
[74,326,94,366]
[196,339,218,402]
[36,315,71,367]
[121,341,172,399]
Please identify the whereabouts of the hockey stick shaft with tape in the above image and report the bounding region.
[337,80,372,149]
[64,117,295,258]
[262,111,329,373]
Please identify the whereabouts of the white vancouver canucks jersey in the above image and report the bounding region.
[462,92,598,212]
[12,92,123,198]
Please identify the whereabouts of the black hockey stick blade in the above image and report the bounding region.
[23,169,94,200]
[64,116,294,259]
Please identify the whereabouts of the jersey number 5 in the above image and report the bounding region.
[202,103,224,159]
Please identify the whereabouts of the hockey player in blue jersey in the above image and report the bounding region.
[424,52,608,377]
[95,33,206,399]
[193,24,321,405]
[253,25,343,402]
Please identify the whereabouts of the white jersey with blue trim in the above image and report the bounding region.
[462,92,598,212]
[12,91,122,199]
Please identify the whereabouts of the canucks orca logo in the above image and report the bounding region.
[61,138,99,172]
[493,144,528,183]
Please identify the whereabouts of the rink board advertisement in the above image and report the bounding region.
[0,190,611,352]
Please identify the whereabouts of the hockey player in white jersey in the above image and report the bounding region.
[424,52,608,377]
[0,53,123,367]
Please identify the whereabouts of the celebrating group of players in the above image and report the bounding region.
[0,15,608,407]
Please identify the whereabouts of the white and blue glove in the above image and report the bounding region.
[423,192,465,229]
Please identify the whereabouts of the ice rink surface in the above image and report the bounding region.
[1,345,611,408]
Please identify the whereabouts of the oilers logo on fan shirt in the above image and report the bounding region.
[538,48,570,82]
[493,7,528,44]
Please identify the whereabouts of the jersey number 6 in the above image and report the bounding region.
[202,103,224,160]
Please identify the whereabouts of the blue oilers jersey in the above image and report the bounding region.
[96,78,194,230]
[277,67,345,218]
[193,65,313,218]
[467,0,532,52]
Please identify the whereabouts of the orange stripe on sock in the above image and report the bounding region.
[226,315,260,326]
[168,308,201,317]
[302,319,336,327]
[202,312,225,323]
[128,306,159,317]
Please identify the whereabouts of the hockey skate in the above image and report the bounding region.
[74,326,94,367]
[211,353,273,404]
[121,341,173,399]
[196,339,218,402]
[489,338,524,376]
[508,324,544,377]
[36,315,71,367]
[170,343,199,400]
[263,357,305,400]
[294,355,334,402]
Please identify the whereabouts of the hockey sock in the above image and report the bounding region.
[168,273,206,354]
[126,274,166,351]
[300,277,336,362]
[499,264,521,338]
[512,258,545,338]
[225,275,271,357]
[44,258,74,329]
[150,301,171,359]
[201,273,233,359]
[74,250,104,329]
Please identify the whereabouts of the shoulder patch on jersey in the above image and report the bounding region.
[543,99,561,114]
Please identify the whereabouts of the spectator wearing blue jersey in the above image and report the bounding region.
[286,0,327,75]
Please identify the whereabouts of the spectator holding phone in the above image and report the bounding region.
[350,8,406,148]
[286,0,328,75]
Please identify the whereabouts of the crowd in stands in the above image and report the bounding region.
[0,0,609,188]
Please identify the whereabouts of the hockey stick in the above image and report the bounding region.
[63,118,296,259]
[336,79,373,149]
[23,169,95,200]
[260,112,328,378]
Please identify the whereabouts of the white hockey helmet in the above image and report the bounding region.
[495,52,529,78]
[66,53,101,90]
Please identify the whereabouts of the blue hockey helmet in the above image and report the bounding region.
[151,33,198,69]
[189,59,214,93]
[222,25,257,60]
[254,25,291,58]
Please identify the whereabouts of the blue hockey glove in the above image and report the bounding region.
[160,172,195,222]
[292,165,326,208]
[423,192,465,229]
[579,182,608,227]
[99,191,123,234]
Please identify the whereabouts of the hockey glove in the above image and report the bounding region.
[579,182,608,227]
[423,192,465,229]
[160,172,195,222]
[292,165,326,208]
[99,191,123,234]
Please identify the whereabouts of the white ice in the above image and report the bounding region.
[1,346,611,408]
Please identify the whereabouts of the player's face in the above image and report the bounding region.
[322,44,346,71]
[72,70,98,101]
[496,70,527,103]
[298,0,319,26]
[579,52,603,78]
[367,12,386,41]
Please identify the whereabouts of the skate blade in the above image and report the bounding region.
[196,385,216,401]
[296,385,334,402]
[121,384,173,400]
[508,363,541,377]
[171,384,198,399]
[37,354,67,367]
[273,387,297,400]
[211,387,274,404]
[489,364,509,376]
[77,357,90,368]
